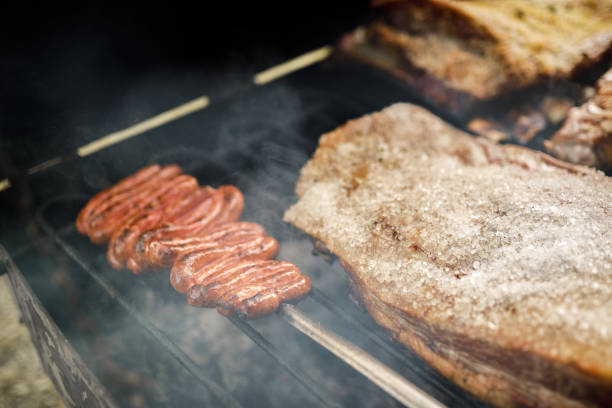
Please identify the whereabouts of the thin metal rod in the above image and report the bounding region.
[309,288,464,402]
[278,304,446,408]
[227,316,340,408]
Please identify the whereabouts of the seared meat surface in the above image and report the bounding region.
[284,103,612,407]
[338,0,612,156]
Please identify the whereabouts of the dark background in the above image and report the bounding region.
[0,2,372,175]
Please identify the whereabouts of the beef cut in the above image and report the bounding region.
[337,0,612,153]
[284,103,612,407]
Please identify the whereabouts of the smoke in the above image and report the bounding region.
[49,78,413,407]
[2,5,477,402]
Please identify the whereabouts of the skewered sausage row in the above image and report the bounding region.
[76,164,311,318]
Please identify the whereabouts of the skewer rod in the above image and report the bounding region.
[278,304,445,408]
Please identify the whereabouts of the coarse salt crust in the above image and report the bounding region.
[284,103,612,388]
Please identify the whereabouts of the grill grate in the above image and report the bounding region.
[7,62,493,407]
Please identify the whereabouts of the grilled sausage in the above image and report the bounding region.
[78,164,311,319]
[79,165,180,237]
[148,222,267,268]
[126,187,221,272]
[187,258,285,307]
[185,260,310,319]
[76,164,162,234]
[89,174,196,244]
[212,185,244,226]
[106,177,199,267]
[107,210,164,269]
[214,261,303,316]
[86,167,186,243]
[237,275,311,319]
[171,233,278,293]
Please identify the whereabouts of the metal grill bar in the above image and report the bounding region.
[279,304,444,408]
[228,315,340,408]
[309,288,468,404]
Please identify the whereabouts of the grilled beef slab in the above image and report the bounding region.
[338,0,612,152]
[545,67,612,171]
[340,0,612,113]
[284,103,612,407]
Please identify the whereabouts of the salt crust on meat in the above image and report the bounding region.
[284,103,612,407]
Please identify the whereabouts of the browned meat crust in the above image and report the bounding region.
[337,0,612,152]
[340,0,612,111]
[284,103,612,407]
[545,68,612,170]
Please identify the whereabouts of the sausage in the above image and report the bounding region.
[187,258,286,307]
[126,187,221,271]
[79,164,311,319]
[237,275,311,319]
[170,186,219,225]
[147,222,268,268]
[185,260,309,320]
[106,177,199,267]
[160,186,216,223]
[87,169,187,243]
[172,257,252,293]
[80,165,180,237]
[170,230,279,293]
[89,174,197,244]
[214,262,302,316]
[186,260,271,306]
[76,164,161,234]
[211,185,244,226]
[106,210,164,269]
[126,194,225,272]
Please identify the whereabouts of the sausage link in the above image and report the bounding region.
[156,231,272,269]
[160,186,215,223]
[106,176,198,266]
[211,185,244,226]
[173,257,255,294]
[175,236,278,292]
[153,176,199,210]
[170,186,218,225]
[189,257,285,307]
[148,222,268,268]
[215,285,268,316]
[106,210,164,269]
[236,290,280,320]
[87,169,185,243]
[76,164,161,234]
[126,256,146,275]
[214,261,301,316]
[153,188,224,238]
[186,260,271,306]
[89,171,192,243]
[169,186,217,225]
[126,188,221,271]
[81,165,180,237]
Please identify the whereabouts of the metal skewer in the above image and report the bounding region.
[278,304,446,408]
